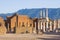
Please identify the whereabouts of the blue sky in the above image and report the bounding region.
[0,0,60,13]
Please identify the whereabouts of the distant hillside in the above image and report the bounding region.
[0,8,60,20]
[0,13,14,20]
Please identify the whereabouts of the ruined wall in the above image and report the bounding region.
[16,15,33,34]
[0,17,6,34]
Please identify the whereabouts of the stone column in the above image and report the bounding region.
[46,8,49,31]
[37,21,43,34]
[54,20,57,32]
[43,22,46,32]
[33,22,37,34]
[54,20,58,33]
[8,23,9,32]
[38,21,40,30]
[46,21,48,32]
[40,21,43,31]
[50,21,52,31]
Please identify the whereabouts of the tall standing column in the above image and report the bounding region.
[43,10,46,18]
[46,9,49,32]
[40,10,43,18]
[40,10,43,32]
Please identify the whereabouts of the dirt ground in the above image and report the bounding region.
[0,33,60,40]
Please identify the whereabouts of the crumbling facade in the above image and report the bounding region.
[7,14,33,34]
[0,17,6,34]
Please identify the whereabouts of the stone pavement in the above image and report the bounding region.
[0,34,60,40]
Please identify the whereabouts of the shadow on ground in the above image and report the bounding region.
[37,32,60,40]
[44,32,60,35]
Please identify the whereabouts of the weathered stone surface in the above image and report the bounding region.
[7,14,33,34]
[0,17,6,34]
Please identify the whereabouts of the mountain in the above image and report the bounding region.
[0,8,60,20]
[0,13,14,20]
